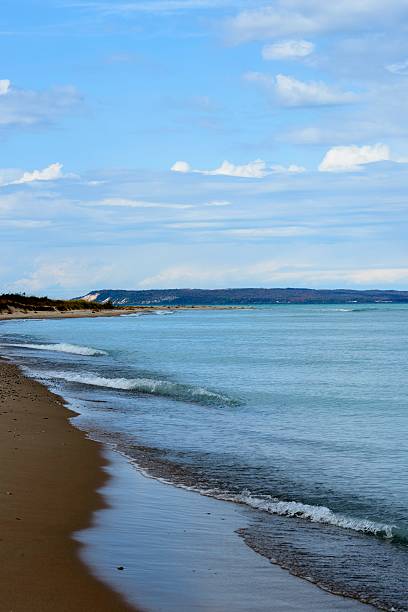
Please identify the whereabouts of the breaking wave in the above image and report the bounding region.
[6,342,107,356]
[43,370,238,407]
[139,473,401,541]
[331,308,353,312]
[214,490,399,539]
[154,310,174,315]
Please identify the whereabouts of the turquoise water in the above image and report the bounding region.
[1,305,407,610]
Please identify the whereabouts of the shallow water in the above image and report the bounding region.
[76,449,371,611]
[1,305,407,610]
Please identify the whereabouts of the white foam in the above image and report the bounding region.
[6,343,107,356]
[154,310,174,315]
[118,465,397,540]
[17,363,400,542]
[42,371,235,405]
[208,490,397,539]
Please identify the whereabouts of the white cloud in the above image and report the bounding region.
[171,158,305,178]
[270,164,306,174]
[204,200,231,206]
[0,192,24,212]
[244,72,357,106]
[137,264,226,288]
[342,268,408,284]
[262,40,314,60]
[276,77,408,144]
[13,162,64,184]
[3,162,408,296]
[0,169,20,188]
[171,158,269,178]
[305,266,408,285]
[0,79,11,95]
[71,0,233,14]
[10,259,114,292]
[282,118,408,145]
[0,163,65,188]
[319,144,391,172]
[201,159,269,178]
[243,71,274,88]
[86,180,107,186]
[223,226,316,238]
[87,197,193,209]
[0,80,81,128]
[171,161,192,173]
[224,2,408,44]
[166,221,220,230]
[0,219,52,229]
[19,259,408,292]
[282,126,346,145]
[224,7,316,44]
[386,59,408,75]
[165,224,315,237]
[139,260,408,289]
[275,74,357,107]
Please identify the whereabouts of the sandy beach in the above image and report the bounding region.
[0,308,139,321]
[0,305,243,322]
[0,358,135,612]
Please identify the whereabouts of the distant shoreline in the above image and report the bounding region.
[0,305,243,321]
[0,302,405,322]
[78,287,408,308]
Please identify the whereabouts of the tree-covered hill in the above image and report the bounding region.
[79,287,408,306]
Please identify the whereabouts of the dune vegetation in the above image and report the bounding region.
[0,293,114,314]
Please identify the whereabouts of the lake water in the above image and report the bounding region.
[1,305,407,611]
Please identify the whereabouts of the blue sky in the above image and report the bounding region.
[1,0,408,296]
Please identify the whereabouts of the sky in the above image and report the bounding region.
[1,0,408,297]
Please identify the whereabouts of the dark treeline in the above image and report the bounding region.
[0,293,113,313]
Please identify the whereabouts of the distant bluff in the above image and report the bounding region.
[78,288,408,306]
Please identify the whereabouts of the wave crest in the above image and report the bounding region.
[209,489,398,539]
[6,343,107,356]
[44,371,237,407]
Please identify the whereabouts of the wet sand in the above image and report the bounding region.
[77,450,374,611]
[0,358,135,612]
